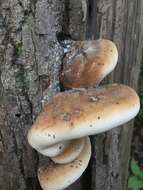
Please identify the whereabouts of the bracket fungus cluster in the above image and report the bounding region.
[27,39,140,190]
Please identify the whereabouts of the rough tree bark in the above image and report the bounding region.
[0,0,142,190]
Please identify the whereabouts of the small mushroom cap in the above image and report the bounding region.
[38,136,91,190]
[51,138,85,164]
[60,39,118,88]
[28,84,140,150]
[37,141,71,157]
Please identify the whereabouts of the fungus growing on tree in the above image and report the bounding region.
[60,39,118,88]
[28,84,140,149]
[27,39,140,190]
[38,137,91,190]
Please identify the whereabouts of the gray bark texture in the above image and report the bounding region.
[0,0,142,190]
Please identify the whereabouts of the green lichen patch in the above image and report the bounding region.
[15,41,23,56]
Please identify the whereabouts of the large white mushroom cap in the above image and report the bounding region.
[28,84,140,150]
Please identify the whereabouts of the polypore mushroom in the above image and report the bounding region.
[28,84,140,150]
[38,137,91,190]
[28,83,139,190]
[27,38,140,190]
[60,39,118,88]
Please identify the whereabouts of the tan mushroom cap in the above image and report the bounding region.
[51,138,85,164]
[27,84,140,150]
[60,39,118,88]
[38,136,91,190]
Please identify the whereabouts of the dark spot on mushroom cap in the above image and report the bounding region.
[70,122,74,127]
[97,116,101,119]
[116,102,119,104]
[53,135,55,139]
[97,62,104,66]
[62,112,71,121]
[38,168,42,174]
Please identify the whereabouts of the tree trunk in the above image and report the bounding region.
[0,0,142,190]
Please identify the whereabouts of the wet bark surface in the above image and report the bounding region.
[0,0,142,190]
